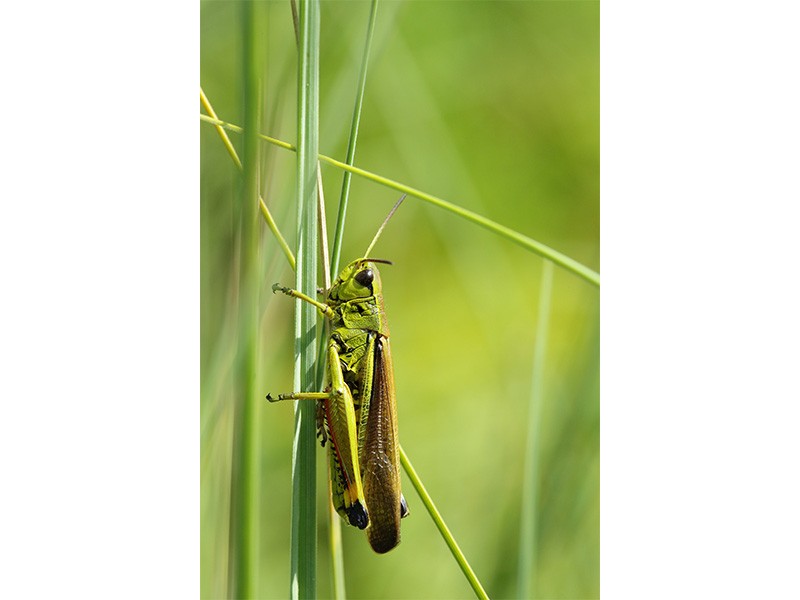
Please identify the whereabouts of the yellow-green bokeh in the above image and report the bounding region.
[202,2,598,598]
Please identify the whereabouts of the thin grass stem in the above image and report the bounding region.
[517,261,554,599]
[317,156,599,287]
[328,479,347,599]
[200,89,295,270]
[200,87,243,171]
[198,114,598,287]
[399,446,490,600]
[330,0,380,278]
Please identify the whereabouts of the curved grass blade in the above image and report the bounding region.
[318,156,599,287]
[198,114,598,287]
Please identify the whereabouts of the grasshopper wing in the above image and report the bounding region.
[361,335,404,553]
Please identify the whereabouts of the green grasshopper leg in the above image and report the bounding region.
[271,283,334,319]
[266,334,369,530]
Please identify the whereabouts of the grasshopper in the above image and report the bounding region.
[267,256,409,553]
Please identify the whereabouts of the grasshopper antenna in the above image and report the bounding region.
[363,194,407,257]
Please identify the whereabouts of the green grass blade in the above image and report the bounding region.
[316,156,599,287]
[260,197,296,271]
[291,1,321,598]
[200,89,296,270]
[517,261,554,599]
[227,2,265,598]
[198,114,598,287]
[315,176,343,596]
[321,6,382,594]
[200,87,243,171]
[199,113,292,150]
[329,0,380,278]
[399,446,490,600]
[328,483,347,599]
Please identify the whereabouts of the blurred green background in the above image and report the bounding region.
[201,1,598,598]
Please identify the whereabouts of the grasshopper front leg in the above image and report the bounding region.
[266,340,369,530]
[271,283,335,319]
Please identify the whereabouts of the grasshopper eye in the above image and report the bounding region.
[354,268,374,288]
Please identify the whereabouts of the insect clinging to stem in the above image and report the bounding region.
[267,195,409,554]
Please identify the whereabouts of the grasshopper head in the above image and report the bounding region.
[328,258,391,303]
